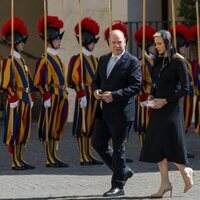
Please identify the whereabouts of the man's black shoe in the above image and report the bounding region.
[91,159,104,165]
[187,153,195,158]
[103,187,124,197]
[80,161,93,166]
[125,169,134,182]
[20,160,35,169]
[55,160,69,168]
[46,163,60,168]
[23,163,36,169]
[12,165,26,170]
[126,158,133,163]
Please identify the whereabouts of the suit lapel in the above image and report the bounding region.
[103,53,112,80]
[107,51,128,80]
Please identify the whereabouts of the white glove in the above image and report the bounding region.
[31,101,34,108]
[44,98,51,108]
[80,96,87,108]
[140,101,147,108]
[147,100,155,107]
[10,101,18,108]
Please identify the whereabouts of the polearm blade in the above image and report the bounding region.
[109,0,112,32]
[77,0,86,133]
[171,0,177,51]
[196,0,200,66]
[44,0,48,66]
[44,0,49,143]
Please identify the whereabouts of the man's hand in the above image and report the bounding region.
[147,95,154,101]
[94,89,103,100]
[102,91,113,103]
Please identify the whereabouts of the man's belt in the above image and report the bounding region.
[51,84,66,90]
[16,87,30,93]
[84,83,91,87]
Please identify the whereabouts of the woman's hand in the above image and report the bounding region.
[147,95,154,101]
[153,98,167,109]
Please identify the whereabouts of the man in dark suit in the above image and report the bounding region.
[92,29,142,197]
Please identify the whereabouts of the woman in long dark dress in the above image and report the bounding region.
[139,30,194,198]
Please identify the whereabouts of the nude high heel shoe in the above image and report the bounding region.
[151,183,173,198]
[183,167,194,193]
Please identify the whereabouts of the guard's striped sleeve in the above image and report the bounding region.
[68,55,86,98]
[34,56,51,100]
[1,58,18,102]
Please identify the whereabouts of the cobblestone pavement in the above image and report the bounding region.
[0,122,199,200]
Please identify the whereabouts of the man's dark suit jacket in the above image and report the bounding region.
[92,51,142,122]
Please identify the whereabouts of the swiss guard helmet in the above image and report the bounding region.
[37,15,64,42]
[104,21,128,45]
[168,24,190,48]
[1,17,28,45]
[74,17,100,47]
[190,24,199,44]
[134,24,156,52]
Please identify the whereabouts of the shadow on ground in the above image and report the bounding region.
[0,122,199,176]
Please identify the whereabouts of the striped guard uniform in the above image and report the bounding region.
[1,51,34,149]
[192,58,200,134]
[67,48,99,164]
[134,53,154,146]
[183,58,195,132]
[34,47,68,142]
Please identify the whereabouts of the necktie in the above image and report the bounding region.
[107,56,117,78]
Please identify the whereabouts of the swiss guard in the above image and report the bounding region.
[67,17,103,165]
[34,15,69,167]
[133,25,156,146]
[1,17,35,170]
[190,24,200,135]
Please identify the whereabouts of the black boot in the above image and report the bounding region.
[78,136,93,166]
[87,136,103,165]
[52,139,69,167]
[19,144,35,169]
[44,141,59,167]
[12,144,26,170]
[80,160,93,165]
